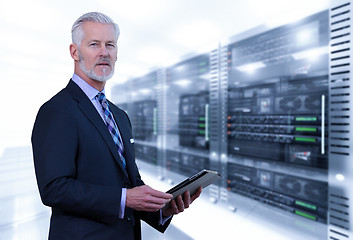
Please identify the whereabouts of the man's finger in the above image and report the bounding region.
[149,188,173,200]
[144,202,168,211]
[176,195,185,212]
[145,195,170,205]
[183,191,191,208]
[190,187,202,203]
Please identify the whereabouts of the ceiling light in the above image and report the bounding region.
[173,79,191,87]
[236,61,266,73]
[335,174,345,182]
[292,46,328,61]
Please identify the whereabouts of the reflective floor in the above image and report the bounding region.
[0,147,192,240]
[0,146,50,240]
[0,146,327,240]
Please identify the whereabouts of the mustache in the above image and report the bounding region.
[94,57,112,67]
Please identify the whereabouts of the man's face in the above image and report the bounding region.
[77,22,118,82]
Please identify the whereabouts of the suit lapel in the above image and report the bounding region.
[66,80,129,179]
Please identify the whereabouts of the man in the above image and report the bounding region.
[31,12,201,240]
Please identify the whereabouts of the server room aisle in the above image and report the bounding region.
[0,146,327,240]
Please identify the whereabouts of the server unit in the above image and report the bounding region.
[163,54,212,183]
[131,99,157,142]
[129,71,163,174]
[223,10,329,232]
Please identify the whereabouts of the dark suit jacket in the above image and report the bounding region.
[31,80,171,240]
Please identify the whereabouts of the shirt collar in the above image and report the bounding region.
[72,73,105,100]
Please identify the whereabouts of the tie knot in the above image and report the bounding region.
[96,92,106,104]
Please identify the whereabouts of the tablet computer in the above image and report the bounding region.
[166,169,221,200]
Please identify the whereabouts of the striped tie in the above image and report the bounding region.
[96,93,126,168]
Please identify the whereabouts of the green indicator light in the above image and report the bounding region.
[199,130,206,134]
[295,137,316,142]
[199,117,206,121]
[295,200,317,210]
[295,127,317,132]
[199,61,207,66]
[296,117,317,122]
[199,124,206,128]
[295,210,317,221]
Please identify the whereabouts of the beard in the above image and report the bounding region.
[78,52,115,82]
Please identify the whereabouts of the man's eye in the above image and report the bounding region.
[107,44,115,48]
[90,43,98,47]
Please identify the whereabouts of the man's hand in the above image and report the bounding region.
[126,185,173,212]
[162,187,202,217]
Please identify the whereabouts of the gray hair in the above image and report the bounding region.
[71,12,120,46]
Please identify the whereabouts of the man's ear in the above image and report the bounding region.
[70,44,79,61]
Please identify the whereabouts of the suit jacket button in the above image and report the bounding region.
[127,217,132,221]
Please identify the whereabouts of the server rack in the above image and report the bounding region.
[130,72,159,170]
[163,54,213,187]
[111,4,353,239]
[114,71,166,177]
[328,1,353,239]
[223,10,329,228]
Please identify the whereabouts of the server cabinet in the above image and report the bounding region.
[328,1,353,239]
[163,54,212,185]
[127,71,166,176]
[222,10,330,238]
[111,5,353,239]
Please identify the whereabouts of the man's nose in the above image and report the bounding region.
[99,46,109,56]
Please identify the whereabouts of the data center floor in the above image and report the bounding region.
[0,146,192,240]
[0,146,327,240]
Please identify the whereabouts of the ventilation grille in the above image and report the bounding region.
[219,45,229,147]
[209,48,221,148]
[209,45,229,148]
[208,48,222,201]
[157,68,167,173]
[329,1,352,239]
